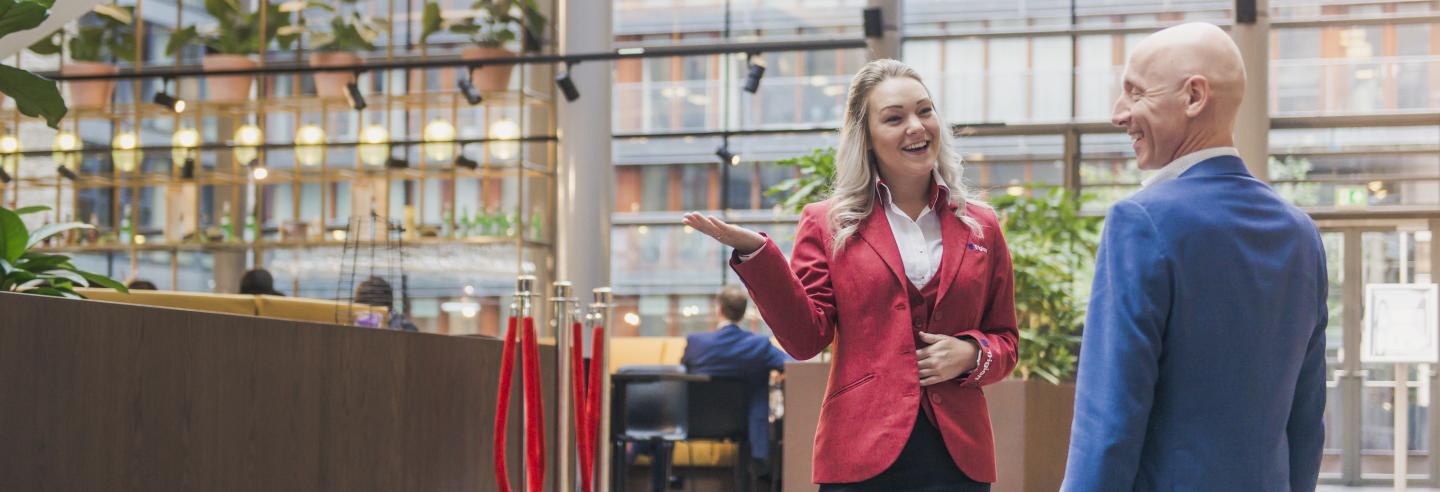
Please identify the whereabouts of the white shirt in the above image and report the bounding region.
[1141,147,1240,188]
[738,174,947,289]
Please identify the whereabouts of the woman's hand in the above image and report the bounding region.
[681,212,766,255]
[916,331,979,386]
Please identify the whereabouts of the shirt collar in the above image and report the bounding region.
[1141,147,1240,188]
[876,169,950,211]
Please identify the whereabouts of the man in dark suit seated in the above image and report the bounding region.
[681,286,792,484]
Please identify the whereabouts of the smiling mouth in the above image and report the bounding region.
[1129,133,1143,149]
[902,141,930,154]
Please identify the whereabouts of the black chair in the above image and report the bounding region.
[612,365,689,492]
[685,377,751,492]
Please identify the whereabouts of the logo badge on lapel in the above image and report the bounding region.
[966,243,988,254]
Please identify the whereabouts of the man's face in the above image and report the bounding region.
[1112,53,1191,170]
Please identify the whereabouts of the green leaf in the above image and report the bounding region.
[27,29,61,55]
[16,252,69,272]
[14,205,49,216]
[164,25,198,57]
[92,3,132,25]
[25,221,92,249]
[420,1,442,44]
[0,0,50,39]
[0,206,27,263]
[0,64,66,128]
[41,268,87,287]
[79,270,127,293]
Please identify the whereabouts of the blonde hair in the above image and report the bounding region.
[827,59,985,256]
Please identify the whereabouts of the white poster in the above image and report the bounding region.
[1362,283,1439,363]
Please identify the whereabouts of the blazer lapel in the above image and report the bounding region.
[934,203,972,304]
[856,207,907,289]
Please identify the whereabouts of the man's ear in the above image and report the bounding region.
[1184,75,1211,118]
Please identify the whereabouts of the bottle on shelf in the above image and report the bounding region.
[441,207,454,239]
[119,204,132,245]
[62,213,75,246]
[459,207,472,238]
[86,212,99,244]
[530,210,543,241]
[219,202,233,242]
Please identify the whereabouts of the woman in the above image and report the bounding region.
[683,59,1017,491]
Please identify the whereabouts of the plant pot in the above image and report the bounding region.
[310,52,361,98]
[460,46,516,93]
[61,62,119,110]
[202,54,257,103]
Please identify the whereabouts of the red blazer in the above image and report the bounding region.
[731,198,1018,484]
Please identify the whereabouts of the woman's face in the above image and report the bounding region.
[866,77,940,182]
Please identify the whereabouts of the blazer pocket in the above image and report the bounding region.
[823,372,876,407]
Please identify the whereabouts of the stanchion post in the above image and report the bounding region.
[592,287,614,492]
[551,281,575,492]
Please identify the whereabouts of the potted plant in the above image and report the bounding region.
[421,0,546,93]
[0,205,127,297]
[287,0,388,98]
[164,0,298,103]
[28,4,134,110]
[0,0,67,128]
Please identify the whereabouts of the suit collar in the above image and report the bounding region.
[1177,154,1252,180]
[1141,147,1239,188]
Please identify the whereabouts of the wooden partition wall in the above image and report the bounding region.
[0,292,557,492]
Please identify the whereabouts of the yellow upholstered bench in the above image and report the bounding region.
[609,336,746,468]
[254,295,387,324]
[77,288,257,316]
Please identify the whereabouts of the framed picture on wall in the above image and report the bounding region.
[1362,283,1439,364]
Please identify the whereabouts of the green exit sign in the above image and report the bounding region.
[1336,186,1368,207]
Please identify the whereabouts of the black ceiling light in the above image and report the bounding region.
[344,77,367,111]
[56,164,79,181]
[863,7,884,39]
[0,166,11,184]
[555,63,580,102]
[743,54,766,94]
[386,157,410,169]
[180,157,196,179]
[458,69,484,106]
[152,78,185,114]
[715,144,739,166]
[454,147,479,170]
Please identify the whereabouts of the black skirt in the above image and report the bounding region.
[817,405,990,492]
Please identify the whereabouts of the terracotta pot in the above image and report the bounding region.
[460,46,517,93]
[202,54,257,103]
[61,62,119,110]
[309,52,361,98]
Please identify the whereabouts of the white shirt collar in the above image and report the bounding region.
[1141,147,1240,188]
[876,169,950,212]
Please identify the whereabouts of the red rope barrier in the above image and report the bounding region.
[571,321,592,492]
[521,316,546,492]
[493,316,519,492]
[583,322,606,490]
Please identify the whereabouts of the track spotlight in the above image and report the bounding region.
[0,166,11,184]
[250,162,269,181]
[863,7,884,39]
[385,157,410,169]
[180,157,195,179]
[56,165,79,181]
[715,145,739,166]
[744,55,766,94]
[454,152,478,170]
[153,79,185,113]
[555,64,580,102]
[344,79,367,111]
[458,73,484,106]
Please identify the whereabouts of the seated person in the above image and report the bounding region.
[239,268,284,296]
[354,276,418,331]
[126,279,157,290]
[681,287,791,478]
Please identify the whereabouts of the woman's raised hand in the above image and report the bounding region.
[681,212,766,256]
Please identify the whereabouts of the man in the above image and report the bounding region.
[682,286,791,479]
[1062,23,1328,491]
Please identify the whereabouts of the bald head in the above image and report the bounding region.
[1113,22,1248,170]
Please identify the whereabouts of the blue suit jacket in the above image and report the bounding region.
[681,324,792,459]
[1062,156,1328,491]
